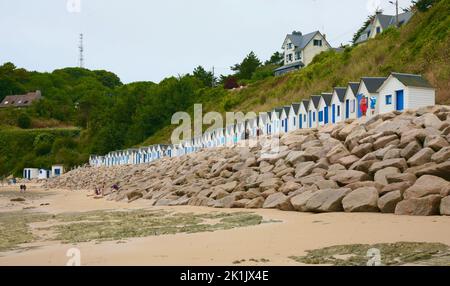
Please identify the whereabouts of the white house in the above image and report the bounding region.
[51,165,64,177]
[355,11,414,44]
[331,87,347,123]
[308,96,321,128]
[343,82,360,120]
[270,108,283,134]
[357,77,387,118]
[299,100,309,129]
[275,30,332,76]
[23,168,39,180]
[377,72,435,114]
[280,106,291,134]
[288,103,300,131]
[317,93,333,126]
[38,169,50,179]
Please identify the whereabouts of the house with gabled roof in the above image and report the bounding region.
[377,72,435,114]
[356,77,387,118]
[288,103,300,131]
[317,93,333,126]
[308,96,321,128]
[355,11,414,44]
[343,82,360,120]
[1,90,42,108]
[275,30,332,76]
[280,106,291,134]
[331,87,347,123]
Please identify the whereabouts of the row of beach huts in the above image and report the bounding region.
[89,72,436,167]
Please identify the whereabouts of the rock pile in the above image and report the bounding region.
[46,106,450,216]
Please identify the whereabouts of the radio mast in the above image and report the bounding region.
[79,33,84,68]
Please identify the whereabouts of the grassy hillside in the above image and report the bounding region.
[142,0,449,145]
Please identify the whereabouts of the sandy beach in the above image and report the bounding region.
[0,184,449,266]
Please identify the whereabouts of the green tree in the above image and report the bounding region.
[231,51,262,80]
[265,51,284,66]
[193,66,216,87]
[17,113,31,129]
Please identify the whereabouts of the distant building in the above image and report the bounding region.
[275,31,331,76]
[355,11,414,44]
[0,90,43,108]
[23,168,39,180]
[51,165,64,177]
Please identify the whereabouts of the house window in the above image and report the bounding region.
[318,111,323,122]
[337,106,341,116]
[295,51,301,60]
[386,95,392,105]
[351,99,356,113]
[313,39,322,46]
[287,54,293,62]
[376,27,381,34]
[287,43,293,49]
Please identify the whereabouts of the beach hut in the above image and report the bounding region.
[51,165,64,177]
[331,87,347,123]
[317,93,333,126]
[300,100,309,129]
[343,82,360,120]
[308,96,321,128]
[279,106,290,134]
[258,112,269,136]
[23,168,39,180]
[356,77,387,118]
[38,169,51,179]
[271,108,283,135]
[288,103,300,131]
[377,72,435,114]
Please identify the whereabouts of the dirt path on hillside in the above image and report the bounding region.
[0,185,449,266]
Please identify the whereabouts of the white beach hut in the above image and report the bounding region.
[331,87,347,124]
[343,82,360,120]
[356,77,387,118]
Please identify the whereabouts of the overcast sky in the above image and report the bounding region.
[0,0,413,83]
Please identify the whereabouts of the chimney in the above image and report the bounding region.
[292,31,302,36]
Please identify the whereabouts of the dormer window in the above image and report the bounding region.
[287,43,293,49]
[313,39,322,46]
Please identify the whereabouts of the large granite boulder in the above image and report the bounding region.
[378,191,403,213]
[342,187,379,212]
[395,195,441,216]
[403,175,450,199]
[304,188,352,213]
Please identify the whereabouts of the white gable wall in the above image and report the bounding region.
[331,93,343,123]
[303,33,331,66]
[343,88,357,120]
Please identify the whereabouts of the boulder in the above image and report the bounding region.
[278,181,302,194]
[245,197,265,209]
[407,148,435,166]
[431,146,450,163]
[424,135,449,151]
[369,158,408,174]
[403,175,450,199]
[286,151,318,165]
[232,199,251,208]
[304,188,352,212]
[383,148,401,160]
[413,113,444,130]
[395,195,441,216]
[400,129,427,147]
[378,191,403,213]
[259,178,282,191]
[295,161,316,178]
[290,190,317,212]
[386,172,417,185]
[373,134,399,150]
[210,189,230,200]
[400,141,422,160]
[351,143,373,158]
[440,196,450,216]
[329,170,370,186]
[346,181,384,192]
[217,181,238,192]
[326,144,350,164]
[414,161,450,181]
[342,187,379,212]
[263,192,294,211]
[213,195,237,208]
[374,167,400,185]
[337,155,360,168]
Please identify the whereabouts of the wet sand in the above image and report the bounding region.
[0,185,449,266]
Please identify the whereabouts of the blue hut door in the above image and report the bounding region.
[396,90,404,111]
[345,100,350,118]
[299,114,302,129]
[332,104,336,123]
[284,119,288,132]
[324,106,329,124]
[309,111,312,128]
